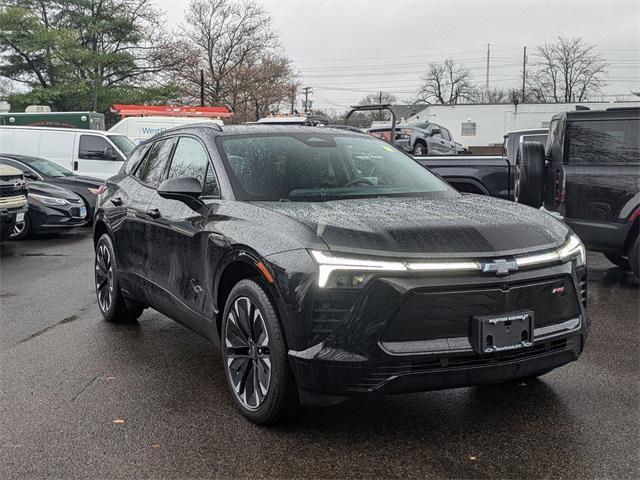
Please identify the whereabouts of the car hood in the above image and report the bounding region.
[251,195,569,258]
[49,175,102,188]
[28,181,82,202]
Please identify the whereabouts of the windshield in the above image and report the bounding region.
[108,134,136,157]
[218,133,454,202]
[566,119,639,165]
[25,157,74,177]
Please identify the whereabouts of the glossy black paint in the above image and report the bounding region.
[94,124,587,400]
[24,181,87,233]
[542,108,640,256]
[0,154,102,221]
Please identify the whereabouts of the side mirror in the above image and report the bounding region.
[23,171,38,180]
[430,129,441,137]
[157,177,203,209]
[103,147,116,160]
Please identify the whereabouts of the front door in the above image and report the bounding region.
[76,134,125,179]
[145,136,221,334]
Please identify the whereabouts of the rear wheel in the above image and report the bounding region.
[515,141,545,208]
[629,236,640,278]
[221,279,299,425]
[95,234,144,323]
[604,252,630,270]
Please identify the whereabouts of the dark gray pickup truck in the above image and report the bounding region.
[415,129,547,200]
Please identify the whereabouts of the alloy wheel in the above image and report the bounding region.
[224,296,272,411]
[10,220,26,238]
[95,243,114,313]
[514,163,522,203]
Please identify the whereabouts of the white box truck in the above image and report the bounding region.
[109,116,223,144]
[0,126,135,180]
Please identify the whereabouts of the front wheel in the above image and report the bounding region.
[629,236,640,279]
[412,141,428,156]
[10,214,31,240]
[221,279,299,425]
[95,234,144,323]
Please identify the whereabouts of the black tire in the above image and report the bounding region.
[629,236,640,279]
[604,252,630,270]
[515,141,545,208]
[412,141,428,156]
[221,279,299,425]
[95,233,144,323]
[9,214,31,240]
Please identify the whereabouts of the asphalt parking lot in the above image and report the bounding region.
[1,230,639,479]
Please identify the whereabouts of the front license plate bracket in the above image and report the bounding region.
[470,311,534,354]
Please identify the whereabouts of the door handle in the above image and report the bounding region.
[146,208,161,219]
[110,197,123,206]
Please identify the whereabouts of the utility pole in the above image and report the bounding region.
[91,80,98,112]
[303,87,312,113]
[200,69,205,107]
[485,43,490,98]
[521,46,527,103]
[379,91,383,104]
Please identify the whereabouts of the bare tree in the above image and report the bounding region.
[527,37,608,103]
[181,0,276,105]
[417,59,475,105]
[357,91,397,121]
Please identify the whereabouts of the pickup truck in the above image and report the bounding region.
[414,129,547,200]
[0,164,28,241]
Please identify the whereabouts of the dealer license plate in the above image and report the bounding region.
[470,311,534,354]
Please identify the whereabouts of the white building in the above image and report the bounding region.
[407,101,640,148]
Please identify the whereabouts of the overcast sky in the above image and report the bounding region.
[156,0,640,111]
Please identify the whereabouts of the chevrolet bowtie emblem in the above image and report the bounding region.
[480,258,518,276]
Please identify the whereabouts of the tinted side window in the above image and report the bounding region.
[566,119,640,165]
[135,138,174,187]
[122,144,150,175]
[79,135,112,160]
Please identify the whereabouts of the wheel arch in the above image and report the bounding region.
[212,248,286,339]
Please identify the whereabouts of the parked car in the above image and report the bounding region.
[11,181,87,239]
[0,154,102,222]
[516,107,639,277]
[368,121,457,155]
[94,124,588,424]
[109,116,223,144]
[0,126,135,180]
[0,164,28,241]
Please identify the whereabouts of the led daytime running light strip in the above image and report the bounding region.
[311,235,584,287]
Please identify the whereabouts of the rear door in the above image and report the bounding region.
[563,117,640,251]
[76,133,126,179]
[145,135,219,334]
[439,127,457,154]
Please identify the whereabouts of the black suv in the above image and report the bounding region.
[516,107,640,277]
[94,124,588,424]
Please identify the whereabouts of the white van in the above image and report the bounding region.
[109,116,223,144]
[0,126,135,180]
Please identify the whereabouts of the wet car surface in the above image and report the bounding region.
[1,232,638,479]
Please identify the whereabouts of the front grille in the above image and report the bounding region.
[382,276,580,343]
[0,187,25,198]
[310,290,360,344]
[354,338,569,391]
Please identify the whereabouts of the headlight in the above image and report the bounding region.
[516,234,585,268]
[28,193,69,205]
[310,250,480,288]
[558,234,586,267]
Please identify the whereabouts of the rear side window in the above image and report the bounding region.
[79,135,112,160]
[168,137,219,197]
[566,119,640,165]
[135,138,175,187]
[440,128,451,141]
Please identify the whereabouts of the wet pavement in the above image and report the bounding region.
[1,231,639,479]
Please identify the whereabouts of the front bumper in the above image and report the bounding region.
[29,203,87,232]
[287,261,588,397]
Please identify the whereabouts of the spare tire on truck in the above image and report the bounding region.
[515,141,546,208]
